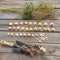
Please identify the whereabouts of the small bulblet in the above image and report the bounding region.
[50,22,54,27]
[43,22,48,27]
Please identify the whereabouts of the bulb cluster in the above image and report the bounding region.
[7,32,47,42]
[9,21,54,27]
[7,32,34,37]
[7,32,46,37]
[8,21,56,32]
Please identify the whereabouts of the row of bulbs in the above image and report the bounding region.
[8,26,56,32]
[8,22,55,32]
[7,32,47,41]
[9,22,54,27]
[7,32,46,37]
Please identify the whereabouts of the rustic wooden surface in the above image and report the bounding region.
[0,0,60,60]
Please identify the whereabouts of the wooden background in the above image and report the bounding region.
[0,0,60,60]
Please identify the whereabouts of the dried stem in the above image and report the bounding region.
[0,7,22,13]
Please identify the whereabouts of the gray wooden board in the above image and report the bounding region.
[0,27,60,32]
[0,32,60,43]
[0,3,59,8]
[0,0,60,3]
[0,19,60,25]
[0,43,60,57]
[1,30,60,55]
[0,0,60,60]
[0,20,60,32]
[0,0,60,7]
[0,9,59,20]
[0,1,60,20]
[0,53,60,60]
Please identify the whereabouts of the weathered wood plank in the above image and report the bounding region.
[0,32,60,44]
[0,0,60,4]
[0,26,60,32]
[0,3,60,9]
[0,0,60,60]
[0,0,60,9]
[0,53,60,60]
[0,20,60,32]
[0,43,60,56]
[0,19,60,25]
[0,8,59,19]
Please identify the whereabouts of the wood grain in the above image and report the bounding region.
[0,0,60,60]
[0,9,59,20]
[0,53,60,60]
[0,0,60,4]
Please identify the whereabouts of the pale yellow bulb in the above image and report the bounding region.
[33,22,37,25]
[15,33,19,37]
[21,27,25,30]
[9,22,13,26]
[25,27,29,31]
[10,33,14,36]
[19,22,23,25]
[29,22,32,25]
[24,21,28,25]
[38,22,42,26]
[14,22,18,25]
[8,26,12,30]
[38,27,42,31]
[17,26,20,30]
[39,33,45,37]
[23,33,27,36]
[47,28,51,31]
[34,27,37,31]
[12,26,16,31]
[43,22,48,27]
[7,32,10,36]
[27,33,31,36]
[29,28,33,31]
[40,47,46,53]
[31,34,35,37]
[50,22,54,27]
[51,28,55,32]
[20,33,23,36]
[43,28,47,31]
